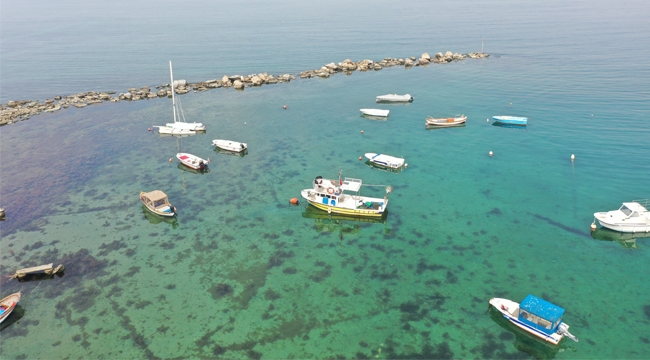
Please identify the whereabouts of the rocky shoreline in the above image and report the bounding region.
[0,51,488,126]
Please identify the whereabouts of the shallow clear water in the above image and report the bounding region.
[1,1,650,359]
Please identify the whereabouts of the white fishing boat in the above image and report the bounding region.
[360,109,390,117]
[212,139,248,153]
[300,174,391,218]
[490,295,578,346]
[140,190,176,217]
[425,114,467,126]
[0,292,21,324]
[593,200,650,233]
[376,94,413,103]
[364,153,405,169]
[153,61,206,135]
[176,153,209,170]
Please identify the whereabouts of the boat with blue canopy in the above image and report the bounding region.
[492,115,528,126]
[489,295,578,345]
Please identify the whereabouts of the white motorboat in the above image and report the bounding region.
[376,94,413,103]
[360,109,389,117]
[593,200,650,233]
[490,295,578,346]
[212,139,248,153]
[153,61,206,135]
[176,153,209,170]
[426,114,467,126]
[300,174,392,218]
[364,153,405,169]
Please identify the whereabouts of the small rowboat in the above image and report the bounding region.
[0,292,21,324]
[493,116,528,126]
[212,139,248,153]
[176,153,209,170]
[140,190,175,217]
[426,114,467,126]
[376,94,413,103]
[360,109,390,117]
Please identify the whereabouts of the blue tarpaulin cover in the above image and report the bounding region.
[520,294,565,322]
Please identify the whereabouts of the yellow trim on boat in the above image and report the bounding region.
[307,200,384,218]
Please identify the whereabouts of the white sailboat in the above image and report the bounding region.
[153,61,206,135]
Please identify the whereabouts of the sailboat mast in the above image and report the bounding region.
[169,60,177,123]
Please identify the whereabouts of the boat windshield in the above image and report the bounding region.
[620,205,632,216]
[154,199,168,207]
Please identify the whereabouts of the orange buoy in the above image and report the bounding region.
[169,158,173,162]
[283,105,287,109]
[359,156,362,161]
[148,127,151,131]
[290,198,299,205]
[361,130,364,134]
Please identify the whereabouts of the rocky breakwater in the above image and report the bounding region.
[1,51,487,126]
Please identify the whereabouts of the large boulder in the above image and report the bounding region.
[233,80,244,89]
[421,52,431,60]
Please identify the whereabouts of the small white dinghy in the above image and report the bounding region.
[212,139,248,153]
[176,153,209,170]
[0,292,21,324]
[376,94,413,102]
[360,109,390,117]
[364,153,405,169]
[426,114,467,127]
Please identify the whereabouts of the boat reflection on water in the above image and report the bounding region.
[489,306,562,359]
[141,205,179,229]
[492,122,527,130]
[591,227,649,249]
[364,160,404,174]
[213,147,248,157]
[360,114,388,121]
[0,304,24,332]
[177,163,210,175]
[302,204,389,235]
[426,123,466,130]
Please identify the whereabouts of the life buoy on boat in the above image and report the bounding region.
[327,188,334,195]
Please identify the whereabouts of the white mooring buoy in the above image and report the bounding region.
[571,154,575,161]
[489,151,493,157]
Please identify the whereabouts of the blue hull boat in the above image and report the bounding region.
[493,116,528,126]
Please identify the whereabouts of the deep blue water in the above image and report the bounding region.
[1,1,649,359]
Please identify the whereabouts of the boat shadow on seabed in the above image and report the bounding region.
[590,227,649,249]
[142,205,179,229]
[488,306,566,360]
[301,204,390,237]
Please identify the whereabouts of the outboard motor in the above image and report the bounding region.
[557,323,578,342]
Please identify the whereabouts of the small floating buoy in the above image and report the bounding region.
[290,198,299,205]
[571,154,575,161]
[489,151,493,157]
[361,130,364,134]
[405,163,408,168]
[590,222,597,231]
[486,118,489,122]
[148,127,151,131]
[359,156,363,161]
[169,158,173,162]
[510,102,512,106]
[244,122,246,125]
[283,105,287,109]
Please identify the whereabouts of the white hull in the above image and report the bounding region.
[154,125,195,135]
[489,298,564,345]
[376,94,413,102]
[426,115,467,126]
[360,109,389,117]
[594,201,650,233]
[212,139,248,153]
[164,122,206,131]
[300,176,390,218]
[364,153,405,169]
[177,153,209,170]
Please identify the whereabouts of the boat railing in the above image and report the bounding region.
[632,199,650,209]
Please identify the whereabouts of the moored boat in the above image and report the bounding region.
[425,114,467,126]
[300,174,391,218]
[176,153,209,170]
[140,190,175,217]
[212,139,248,153]
[364,153,405,169]
[489,295,578,345]
[360,109,389,117]
[593,200,650,233]
[0,292,21,324]
[376,94,413,103]
[492,115,528,125]
[152,61,206,135]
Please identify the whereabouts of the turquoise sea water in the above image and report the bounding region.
[1,1,650,359]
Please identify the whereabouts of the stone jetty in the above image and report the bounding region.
[0,51,488,126]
